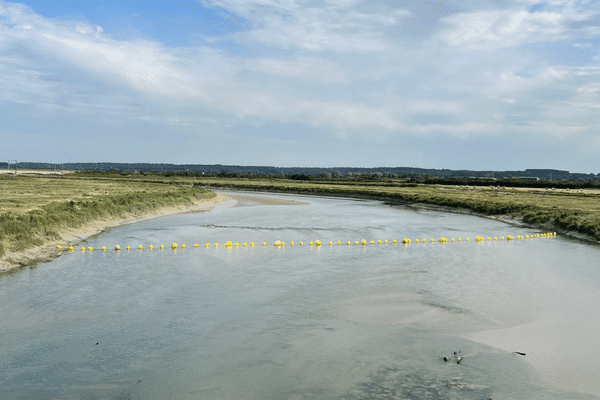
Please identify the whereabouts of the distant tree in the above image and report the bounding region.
[290,174,311,181]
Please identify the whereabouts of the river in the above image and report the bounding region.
[1,191,599,399]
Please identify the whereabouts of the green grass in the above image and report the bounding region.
[0,173,215,258]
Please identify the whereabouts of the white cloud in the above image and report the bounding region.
[573,42,593,48]
[216,0,399,52]
[1,0,600,168]
[436,8,578,49]
[245,56,347,81]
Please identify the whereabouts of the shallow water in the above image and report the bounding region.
[2,192,600,399]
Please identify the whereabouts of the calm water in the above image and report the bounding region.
[2,192,600,399]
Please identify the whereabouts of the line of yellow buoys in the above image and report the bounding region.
[58,233,557,252]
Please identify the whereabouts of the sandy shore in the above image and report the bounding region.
[0,193,229,274]
[223,192,309,207]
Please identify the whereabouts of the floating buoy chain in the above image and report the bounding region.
[59,233,556,252]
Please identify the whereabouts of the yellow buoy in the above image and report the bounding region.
[299,241,303,246]
[416,239,419,243]
[378,240,382,244]
[263,242,267,247]
[458,238,462,242]
[244,242,248,247]
[501,236,504,240]
[384,239,388,244]
[274,241,280,247]
[338,240,341,246]
[250,242,255,247]
[281,241,285,246]
[150,244,154,250]
[115,245,120,250]
[81,247,85,251]
[88,247,93,251]
[494,237,497,241]
[235,243,239,247]
[310,241,314,246]
[182,244,186,248]
[160,244,164,249]
[194,244,198,248]
[329,241,333,246]
[172,243,178,249]
[102,246,107,251]
[126,245,130,250]
[347,241,351,245]
[291,241,294,246]
[466,238,469,242]
[451,238,455,242]
[56,244,62,249]
[355,241,359,245]
[139,245,143,250]
[431,238,434,242]
[205,243,209,247]
[316,240,321,246]
[371,240,375,245]
[393,239,397,244]
[215,243,219,247]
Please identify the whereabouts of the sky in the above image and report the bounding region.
[0,0,599,171]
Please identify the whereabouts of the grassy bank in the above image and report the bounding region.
[0,173,215,259]
[190,177,600,242]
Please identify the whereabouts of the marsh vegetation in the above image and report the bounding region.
[0,173,214,258]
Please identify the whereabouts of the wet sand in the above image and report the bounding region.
[224,192,309,207]
[0,194,230,274]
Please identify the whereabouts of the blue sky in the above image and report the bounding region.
[1,0,599,171]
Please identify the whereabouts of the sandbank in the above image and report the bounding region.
[223,192,309,207]
[0,193,229,274]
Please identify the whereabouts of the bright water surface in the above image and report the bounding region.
[2,191,600,399]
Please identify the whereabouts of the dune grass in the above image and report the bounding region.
[0,173,215,258]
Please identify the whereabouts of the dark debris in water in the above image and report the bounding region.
[341,366,492,400]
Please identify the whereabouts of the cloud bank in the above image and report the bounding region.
[0,0,599,170]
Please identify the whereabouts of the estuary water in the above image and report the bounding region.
[1,191,600,399]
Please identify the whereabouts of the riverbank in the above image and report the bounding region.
[0,194,229,275]
[210,185,600,245]
[198,179,600,245]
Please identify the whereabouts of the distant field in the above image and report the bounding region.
[0,173,214,259]
[0,169,76,175]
